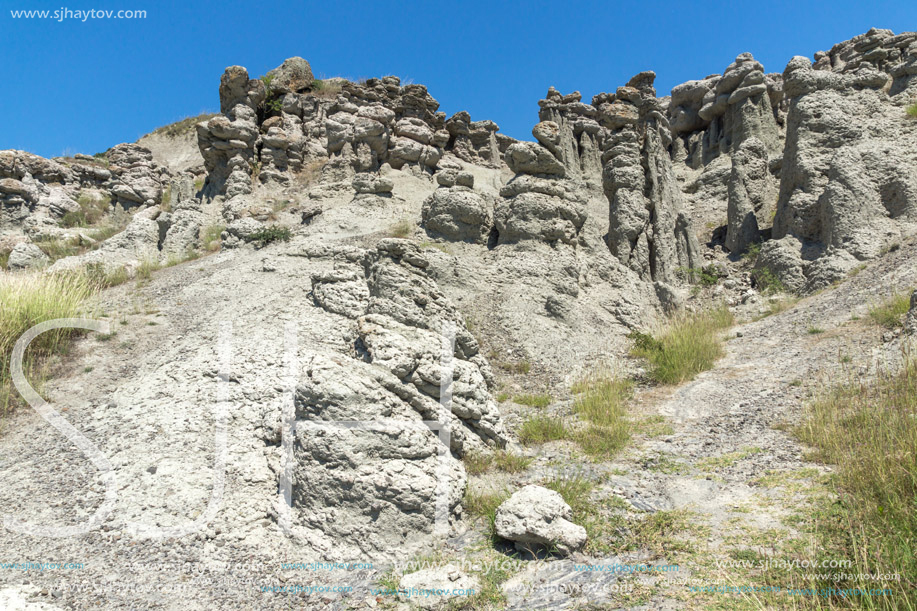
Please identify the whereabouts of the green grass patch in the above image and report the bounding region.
[518,415,568,445]
[1,272,98,417]
[907,103,917,119]
[199,223,225,251]
[630,305,734,385]
[867,292,911,329]
[795,360,917,609]
[463,486,510,539]
[570,368,632,458]
[463,450,532,476]
[61,193,110,228]
[512,393,551,408]
[386,219,414,239]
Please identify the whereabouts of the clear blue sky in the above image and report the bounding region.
[2,0,915,158]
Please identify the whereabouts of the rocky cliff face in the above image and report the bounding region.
[762,28,917,291]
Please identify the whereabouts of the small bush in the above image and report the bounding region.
[867,292,911,329]
[907,103,917,118]
[386,219,414,239]
[741,241,762,264]
[200,224,225,251]
[512,393,551,408]
[311,79,343,99]
[630,305,734,385]
[518,415,568,445]
[677,266,720,287]
[61,193,110,228]
[751,266,786,295]
[259,75,283,114]
[1,272,98,415]
[807,326,825,335]
[245,225,292,245]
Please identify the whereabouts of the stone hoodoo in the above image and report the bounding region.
[598,72,702,283]
[668,52,783,168]
[197,58,512,199]
[760,28,917,291]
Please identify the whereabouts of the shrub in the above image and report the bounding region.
[677,266,720,287]
[1,272,98,416]
[311,79,343,99]
[200,224,225,251]
[386,219,414,239]
[795,360,917,608]
[61,193,110,228]
[245,225,292,245]
[518,415,568,445]
[630,305,734,385]
[751,266,786,295]
[259,74,283,114]
[907,103,917,118]
[867,292,911,329]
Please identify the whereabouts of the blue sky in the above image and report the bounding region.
[2,0,915,158]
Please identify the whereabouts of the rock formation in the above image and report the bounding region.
[725,137,772,253]
[599,72,702,284]
[763,28,917,290]
[197,60,513,201]
[290,239,507,558]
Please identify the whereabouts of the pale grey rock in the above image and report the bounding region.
[770,36,917,291]
[352,172,394,195]
[398,565,480,609]
[503,141,565,177]
[444,111,503,167]
[107,143,169,208]
[7,242,49,270]
[494,190,585,246]
[495,485,587,555]
[266,57,313,94]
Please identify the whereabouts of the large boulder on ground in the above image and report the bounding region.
[7,242,49,270]
[495,485,587,556]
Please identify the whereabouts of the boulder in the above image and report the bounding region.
[495,485,587,555]
[7,242,50,270]
[421,188,492,243]
[266,57,313,94]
